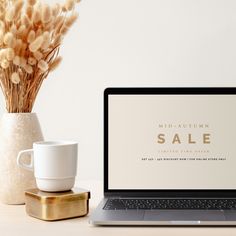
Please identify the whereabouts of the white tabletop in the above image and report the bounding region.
[1,180,236,236]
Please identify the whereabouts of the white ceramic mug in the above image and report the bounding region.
[17,141,78,192]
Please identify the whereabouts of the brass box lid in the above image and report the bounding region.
[25,188,90,221]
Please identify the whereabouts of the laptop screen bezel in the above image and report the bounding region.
[104,87,236,197]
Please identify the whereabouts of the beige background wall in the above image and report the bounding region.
[0,0,236,181]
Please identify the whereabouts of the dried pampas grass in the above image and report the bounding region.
[6,48,15,61]
[0,0,81,113]
[65,0,75,11]
[11,72,20,84]
[49,56,62,72]
[28,0,36,6]
[29,35,44,52]
[42,4,52,23]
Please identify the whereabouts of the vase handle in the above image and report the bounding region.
[17,149,34,172]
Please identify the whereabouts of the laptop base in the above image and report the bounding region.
[90,198,236,226]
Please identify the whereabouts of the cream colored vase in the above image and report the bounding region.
[0,113,43,204]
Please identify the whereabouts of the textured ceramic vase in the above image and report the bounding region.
[0,113,43,204]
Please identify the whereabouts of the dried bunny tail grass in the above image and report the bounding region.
[54,15,64,32]
[24,64,33,74]
[53,34,63,47]
[44,22,53,32]
[22,27,30,41]
[1,59,9,69]
[0,20,5,32]
[64,0,75,11]
[61,5,67,13]
[34,1,42,13]
[20,57,27,68]
[15,0,24,16]
[0,31,3,46]
[54,19,65,35]
[21,15,31,28]
[0,1,6,7]
[5,6,15,22]
[65,13,78,28]
[14,39,22,55]
[52,3,61,17]
[17,25,26,36]
[0,6,5,20]
[41,4,52,23]
[10,25,17,34]
[29,35,44,52]
[27,0,37,6]
[43,31,50,39]
[3,32,15,47]
[0,50,5,60]
[11,72,20,84]
[49,56,62,72]
[13,55,21,66]
[5,48,15,61]
[26,5,33,19]
[28,56,36,65]
[62,0,80,13]
[38,59,48,72]
[33,50,43,61]
[35,28,42,37]
[32,9,41,24]
[27,30,35,43]
[19,43,27,56]
[0,0,81,112]
[41,31,50,50]
[60,25,69,35]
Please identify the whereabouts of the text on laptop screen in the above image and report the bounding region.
[108,95,236,190]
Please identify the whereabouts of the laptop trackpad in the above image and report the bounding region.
[144,210,225,221]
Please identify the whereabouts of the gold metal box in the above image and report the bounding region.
[25,188,90,221]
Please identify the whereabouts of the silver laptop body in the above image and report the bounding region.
[90,87,236,226]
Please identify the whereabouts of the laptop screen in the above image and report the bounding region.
[107,90,236,190]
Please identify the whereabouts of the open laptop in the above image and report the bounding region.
[90,87,236,225]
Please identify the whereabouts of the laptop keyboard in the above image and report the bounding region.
[104,198,236,210]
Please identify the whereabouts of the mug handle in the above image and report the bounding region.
[17,149,34,172]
